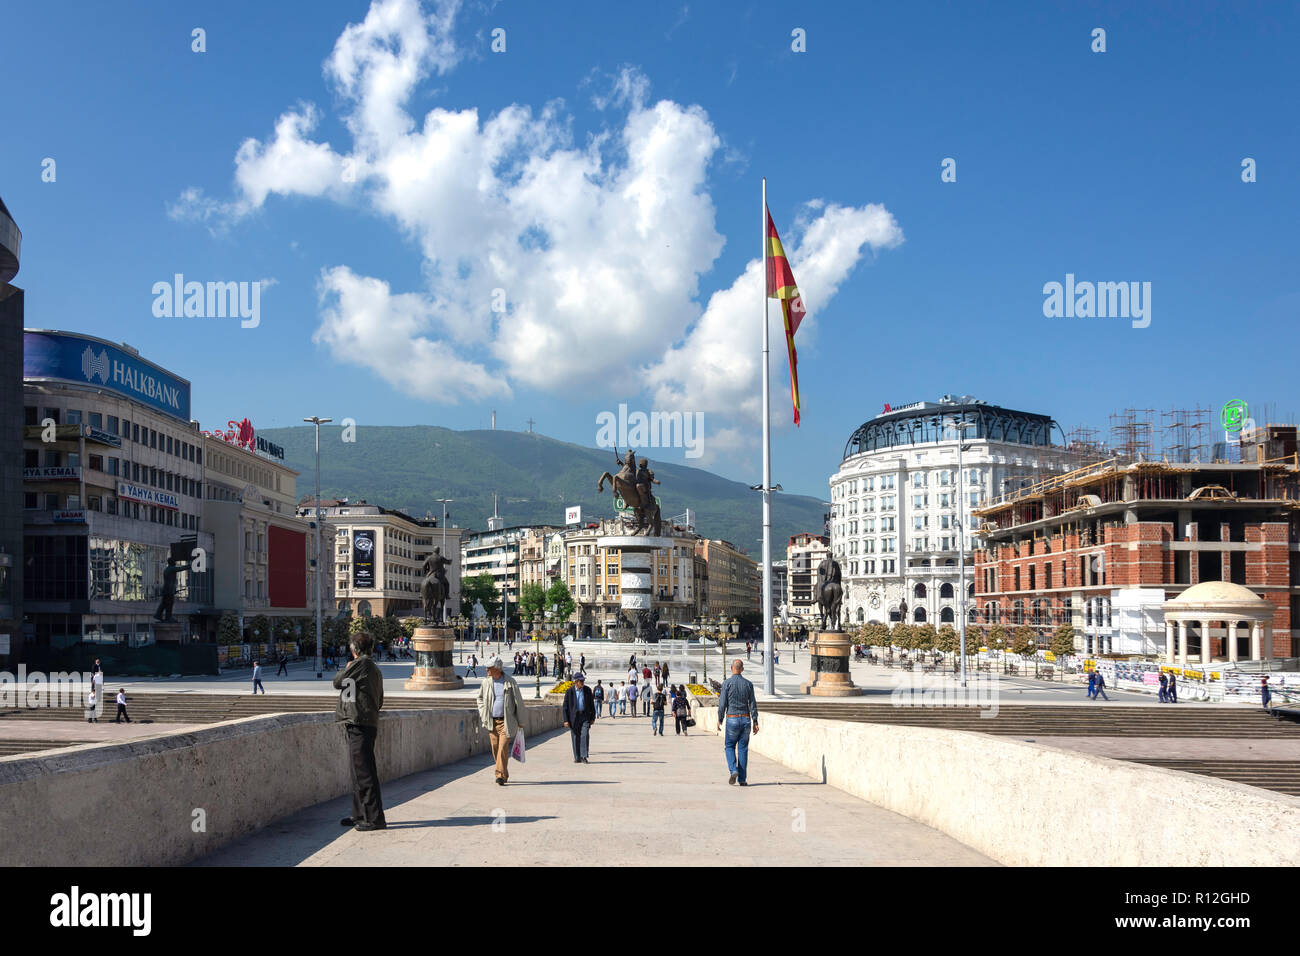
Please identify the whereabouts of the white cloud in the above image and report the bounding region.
[175,0,903,468]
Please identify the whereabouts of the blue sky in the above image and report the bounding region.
[3,0,1297,504]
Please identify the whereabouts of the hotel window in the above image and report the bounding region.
[939,493,951,509]
[67,410,84,425]
[106,497,118,515]
[939,470,951,485]
[865,476,875,491]
[881,516,895,532]
[67,453,80,469]
[43,407,61,424]
[88,412,102,429]
[89,454,104,472]
[911,473,926,488]
[132,423,140,443]
[107,416,119,435]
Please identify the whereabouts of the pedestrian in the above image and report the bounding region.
[652,663,661,684]
[617,681,628,716]
[540,654,548,678]
[642,678,652,716]
[628,665,638,688]
[627,680,639,716]
[1167,671,1178,704]
[1262,675,1272,712]
[333,630,386,831]
[92,659,105,700]
[477,656,525,786]
[563,672,596,763]
[1158,671,1168,703]
[277,652,289,677]
[86,686,99,723]
[252,660,265,695]
[1094,668,1110,701]
[746,641,752,661]
[566,650,573,674]
[608,683,618,718]
[1086,670,1097,699]
[592,679,605,719]
[114,688,130,723]
[642,664,651,683]
[661,661,670,685]
[580,653,586,674]
[651,683,667,735]
[717,660,759,786]
[672,684,691,736]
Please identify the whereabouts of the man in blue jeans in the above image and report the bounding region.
[716,659,759,786]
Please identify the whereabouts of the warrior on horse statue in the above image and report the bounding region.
[420,547,453,622]
[815,554,844,632]
[597,447,663,535]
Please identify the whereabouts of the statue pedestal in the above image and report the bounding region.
[597,535,675,640]
[153,621,185,643]
[404,625,464,691]
[800,630,863,696]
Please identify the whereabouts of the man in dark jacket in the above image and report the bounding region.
[563,672,596,763]
[333,631,386,831]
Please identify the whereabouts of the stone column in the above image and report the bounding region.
[1251,622,1262,661]
[1178,621,1189,669]
[1165,620,1175,664]
[1227,621,1238,663]
[800,630,863,697]
[1265,623,1275,661]
[1200,620,1212,665]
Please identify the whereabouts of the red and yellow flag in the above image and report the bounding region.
[765,206,806,425]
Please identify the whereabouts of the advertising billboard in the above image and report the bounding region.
[565,505,582,525]
[268,525,307,608]
[23,330,192,422]
[352,529,376,589]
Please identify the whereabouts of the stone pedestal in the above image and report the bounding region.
[153,621,185,643]
[404,625,464,691]
[800,630,863,696]
[597,535,675,640]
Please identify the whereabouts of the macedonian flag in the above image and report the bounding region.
[765,206,806,425]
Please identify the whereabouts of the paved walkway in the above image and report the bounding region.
[198,714,993,866]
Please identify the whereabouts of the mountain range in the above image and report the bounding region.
[259,425,828,557]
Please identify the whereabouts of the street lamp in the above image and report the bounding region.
[303,415,333,678]
[531,613,542,699]
[952,418,976,688]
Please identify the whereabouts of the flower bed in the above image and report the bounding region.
[686,683,715,697]
[547,680,574,697]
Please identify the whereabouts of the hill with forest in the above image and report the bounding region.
[259,425,827,557]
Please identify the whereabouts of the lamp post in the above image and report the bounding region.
[303,415,332,678]
[951,417,975,689]
[531,613,542,699]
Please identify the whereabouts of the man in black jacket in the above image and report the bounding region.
[563,672,596,763]
[333,631,386,831]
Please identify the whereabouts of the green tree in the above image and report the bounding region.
[913,623,937,654]
[518,582,547,621]
[217,611,241,645]
[249,614,271,646]
[400,616,418,639]
[890,622,912,653]
[544,580,577,621]
[1011,624,1036,657]
[936,624,959,655]
[460,572,500,618]
[988,624,1009,654]
[862,621,890,648]
[1050,624,1075,681]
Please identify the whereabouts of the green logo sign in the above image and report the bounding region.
[1221,400,1248,432]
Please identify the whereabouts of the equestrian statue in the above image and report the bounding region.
[815,553,844,632]
[597,447,662,535]
[420,547,453,622]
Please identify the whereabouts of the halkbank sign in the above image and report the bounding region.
[23,330,192,422]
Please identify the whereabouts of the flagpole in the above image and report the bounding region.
[761,177,775,696]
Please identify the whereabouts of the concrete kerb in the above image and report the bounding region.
[0,702,563,867]
[690,702,1300,866]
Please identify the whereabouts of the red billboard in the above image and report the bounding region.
[268,525,307,608]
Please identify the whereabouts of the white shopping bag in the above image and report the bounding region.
[510,729,526,763]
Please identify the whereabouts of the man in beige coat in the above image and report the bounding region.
[477,656,526,785]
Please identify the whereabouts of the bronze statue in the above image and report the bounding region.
[154,555,188,622]
[815,554,843,631]
[420,547,453,622]
[597,448,662,535]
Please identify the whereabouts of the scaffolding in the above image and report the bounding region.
[1064,426,1108,467]
[1109,408,1155,461]
[1162,406,1210,464]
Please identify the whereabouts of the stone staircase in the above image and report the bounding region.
[759,701,1300,738]
[1126,758,1300,795]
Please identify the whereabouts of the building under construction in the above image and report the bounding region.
[972,424,1300,659]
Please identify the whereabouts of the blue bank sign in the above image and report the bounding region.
[23,330,191,422]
